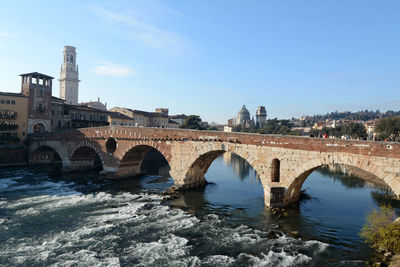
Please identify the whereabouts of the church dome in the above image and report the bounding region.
[238,105,250,122]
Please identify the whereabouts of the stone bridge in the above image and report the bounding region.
[28,126,400,207]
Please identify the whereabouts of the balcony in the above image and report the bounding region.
[0,124,18,131]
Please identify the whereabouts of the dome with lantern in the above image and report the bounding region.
[237,105,250,123]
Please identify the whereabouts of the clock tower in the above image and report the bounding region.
[59,46,80,105]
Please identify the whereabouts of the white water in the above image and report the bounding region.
[0,171,330,266]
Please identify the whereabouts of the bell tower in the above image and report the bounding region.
[59,46,79,105]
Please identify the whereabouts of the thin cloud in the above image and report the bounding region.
[87,5,191,57]
[92,63,137,77]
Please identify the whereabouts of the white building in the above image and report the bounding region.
[59,46,80,105]
[79,98,107,111]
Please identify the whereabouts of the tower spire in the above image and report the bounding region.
[59,46,80,105]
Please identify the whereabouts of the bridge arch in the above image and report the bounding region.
[116,142,170,178]
[29,145,63,165]
[282,154,396,206]
[177,144,266,190]
[69,141,105,171]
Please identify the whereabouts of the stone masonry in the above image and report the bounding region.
[28,126,400,207]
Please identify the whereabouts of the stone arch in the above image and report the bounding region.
[117,142,170,178]
[29,145,63,165]
[283,154,395,206]
[69,141,105,171]
[177,143,264,190]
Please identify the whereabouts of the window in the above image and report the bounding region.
[0,100,4,104]
[11,100,15,105]
[6,100,10,104]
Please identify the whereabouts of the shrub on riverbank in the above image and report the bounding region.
[360,205,400,254]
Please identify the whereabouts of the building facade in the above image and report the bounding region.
[110,107,170,128]
[108,112,134,126]
[0,92,28,144]
[51,96,70,131]
[169,114,187,126]
[20,72,53,133]
[168,120,180,128]
[59,46,79,105]
[67,105,109,129]
[79,98,107,111]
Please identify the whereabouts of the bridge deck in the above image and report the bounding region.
[28,126,400,159]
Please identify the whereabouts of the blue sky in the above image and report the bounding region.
[0,0,399,123]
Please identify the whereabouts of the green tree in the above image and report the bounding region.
[375,117,400,141]
[180,115,205,130]
[341,122,367,140]
[360,205,400,254]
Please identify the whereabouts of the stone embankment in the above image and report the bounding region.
[0,145,27,166]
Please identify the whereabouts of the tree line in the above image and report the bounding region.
[180,115,400,142]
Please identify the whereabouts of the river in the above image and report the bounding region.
[0,152,399,266]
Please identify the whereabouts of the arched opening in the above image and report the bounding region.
[285,163,393,207]
[33,123,46,133]
[184,150,224,188]
[106,138,117,154]
[118,145,170,178]
[271,158,280,183]
[179,151,264,212]
[70,146,103,171]
[29,146,62,165]
[282,163,399,254]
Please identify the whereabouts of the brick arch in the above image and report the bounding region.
[29,144,64,165]
[116,141,171,179]
[29,142,66,160]
[178,143,265,189]
[70,140,106,166]
[283,154,395,206]
[117,140,171,166]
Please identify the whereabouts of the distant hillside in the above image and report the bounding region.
[297,110,400,126]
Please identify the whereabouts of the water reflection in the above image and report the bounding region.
[222,152,259,182]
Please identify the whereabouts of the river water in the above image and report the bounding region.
[0,153,399,266]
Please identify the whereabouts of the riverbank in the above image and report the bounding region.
[0,144,27,165]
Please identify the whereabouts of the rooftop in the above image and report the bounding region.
[52,96,65,102]
[19,72,54,79]
[115,107,169,118]
[0,92,27,98]
[169,114,187,119]
[168,119,180,124]
[108,112,133,120]
[66,104,109,113]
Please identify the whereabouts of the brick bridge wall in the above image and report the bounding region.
[28,126,400,207]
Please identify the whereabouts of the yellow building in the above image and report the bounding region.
[108,112,134,126]
[0,92,28,144]
[110,107,169,127]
